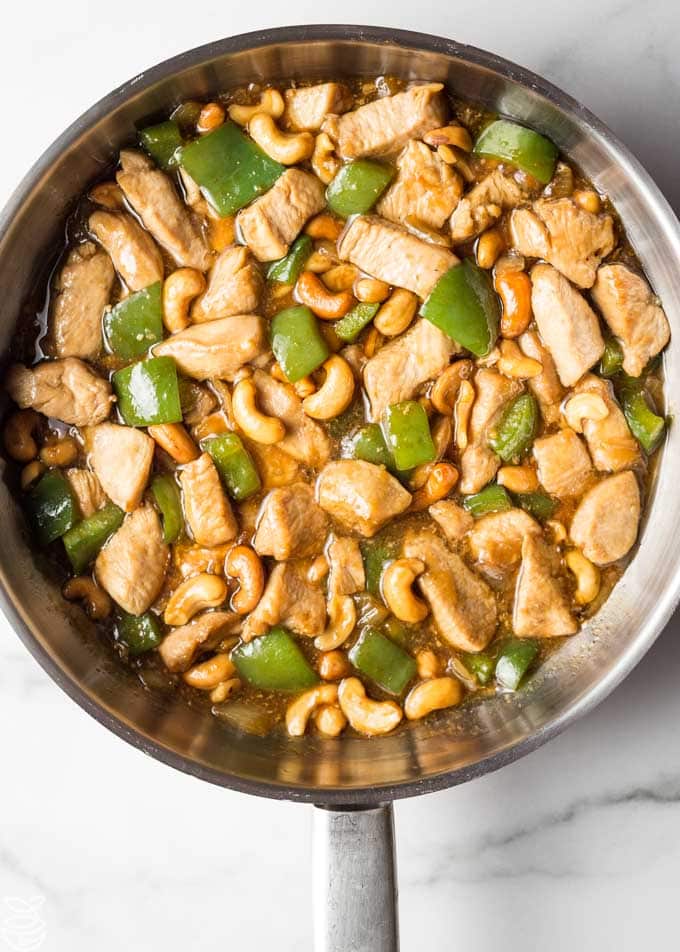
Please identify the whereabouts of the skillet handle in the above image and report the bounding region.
[313,803,399,952]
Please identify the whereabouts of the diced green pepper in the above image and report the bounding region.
[420,260,500,357]
[25,470,78,545]
[139,120,183,171]
[463,484,512,517]
[270,305,330,382]
[203,433,261,501]
[103,282,164,359]
[180,122,284,217]
[488,393,538,463]
[381,616,416,646]
[382,401,436,471]
[113,356,182,427]
[334,302,380,343]
[232,627,319,693]
[349,627,417,696]
[495,639,539,690]
[349,424,395,470]
[267,235,313,284]
[361,537,399,597]
[474,119,558,184]
[600,337,624,377]
[462,651,495,686]
[151,474,183,543]
[514,491,557,522]
[116,611,164,655]
[62,503,124,573]
[170,101,203,135]
[326,160,394,216]
[618,380,666,454]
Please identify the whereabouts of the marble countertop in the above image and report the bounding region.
[2,2,680,949]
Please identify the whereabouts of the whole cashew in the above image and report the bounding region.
[286,683,339,737]
[476,228,505,270]
[381,559,429,623]
[302,356,355,421]
[314,594,356,651]
[495,271,533,339]
[416,649,442,680]
[354,278,390,304]
[314,704,348,737]
[210,677,242,704]
[322,264,359,292]
[337,678,403,737]
[232,378,286,444]
[565,549,601,605]
[497,464,539,493]
[318,650,351,681]
[563,393,609,432]
[573,189,601,214]
[373,288,418,337]
[225,545,265,614]
[248,113,314,165]
[497,339,542,378]
[164,573,228,626]
[40,437,79,467]
[63,577,112,620]
[183,652,235,690]
[147,423,199,463]
[295,271,354,320]
[305,214,344,242]
[410,463,459,512]
[404,677,463,720]
[228,89,284,125]
[430,360,473,415]
[311,133,341,185]
[162,268,207,333]
[454,379,475,450]
[197,102,225,134]
[3,409,40,462]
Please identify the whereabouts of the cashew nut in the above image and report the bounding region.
[302,356,355,420]
[315,594,356,651]
[495,270,533,339]
[305,213,344,242]
[63,576,112,620]
[337,678,403,736]
[163,268,206,333]
[437,144,475,181]
[497,339,542,379]
[423,125,473,151]
[147,423,199,463]
[20,460,45,490]
[311,132,341,184]
[382,559,429,623]
[232,378,286,444]
[476,228,505,269]
[431,415,453,459]
[248,113,314,165]
[225,545,265,614]
[164,573,228,626]
[210,677,241,704]
[3,409,40,462]
[430,360,473,415]
[404,677,463,720]
[286,683,339,737]
[410,462,459,512]
[318,650,351,681]
[363,327,383,358]
[355,278,390,304]
[39,437,78,467]
[296,270,354,320]
[183,652,235,689]
[228,89,284,125]
[323,264,359,292]
[573,189,601,214]
[416,649,442,680]
[374,288,418,337]
[197,102,225,134]
[454,379,476,450]
[313,704,348,737]
[497,464,539,493]
[88,181,125,209]
[563,393,609,433]
[565,549,601,605]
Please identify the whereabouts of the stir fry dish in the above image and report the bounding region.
[2,78,670,738]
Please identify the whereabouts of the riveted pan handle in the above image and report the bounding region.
[313,803,399,952]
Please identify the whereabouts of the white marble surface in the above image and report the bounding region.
[2,2,680,949]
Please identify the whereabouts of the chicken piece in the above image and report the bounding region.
[570,471,641,565]
[251,370,331,468]
[533,429,592,497]
[284,82,353,131]
[153,315,267,380]
[510,197,615,288]
[242,561,326,641]
[428,500,474,542]
[180,452,238,546]
[6,359,113,427]
[89,210,164,291]
[49,242,114,360]
[245,439,300,489]
[191,245,263,321]
[316,460,411,537]
[459,369,523,494]
[253,483,328,560]
[87,423,154,512]
[404,528,496,652]
[116,150,210,270]
[337,215,457,299]
[450,170,529,243]
[376,141,463,231]
[327,536,365,596]
[591,264,670,377]
[518,328,564,425]
[513,534,577,637]
[530,264,604,387]
[363,318,457,421]
[468,508,542,571]
[159,610,242,672]
[574,374,640,472]
[323,83,447,159]
[95,504,168,616]
[65,468,108,518]
[237,169,325,262]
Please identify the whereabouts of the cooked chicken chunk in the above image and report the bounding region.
[88,423,154,512]
[513,535,577,637]
[459,369,523,494]
[251,370,331,468]
[530,264,604,387]
[363,318,457,420]
[159,610,242,672]
[404,528,496,651]
[49,242,114,359]
[428,499,474,542]
[242,560,326,641]
[338,215,457,300]
[116,150,210,270]
[284,82,353,131]
[327,536,365,596]
[574,374,639,472]
[180,452,238,546]
[6,359,113,427]
[316,460,411,537]
[468,508,542,571]
[323,83,447,159]
[510,198,615,288]
[191,245,262,321]
[518,328,564,424]
[591,264,670,377]
[65,468,107,518]
[89,210,164,292]
[237,169,325,262]
[153,315,267,380]
[450,170,529,243]
[533,429,592,497]
[570,471,641,565]
[253,483,328,560]
[95,504,168,615]
[376,141,463,230]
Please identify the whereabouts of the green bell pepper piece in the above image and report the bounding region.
[270,305,330,382]
[139,121,183,171]
[488,393,539,463]
[180,122,284,218]
[349,627,417,696]
[463,484,512,517]
[334,302,380,343]
[514,491,557,522]
[618,383,666,454]
[170,101,203,134]
[462,651,495,686]
[495,639,539,690]
[116,611,164,655]
[103,282,163,359]
[25,470,78,545]
[349,424,395,470]
[203,433,261,501]
[360,536,399,597]
[62,503,124,573]
[326,160,394,216]
[232,627,319,693]
[600,337,624,377]
[151,474,183,543]
[113,356,182,427]
[474,119,558,184]
[420,260,500,357]
[267,235,313,284]
[382,401,436,471]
